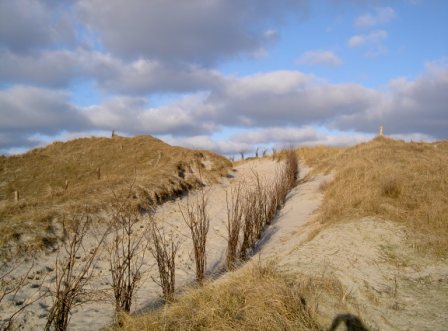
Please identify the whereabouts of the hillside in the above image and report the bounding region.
[0,135,231,257]
[116,137,448,331]
[299,136,448,257]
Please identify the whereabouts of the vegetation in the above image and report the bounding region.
[0,135,231,257]
[299,136,448,257]
[108,184,151,317]
[113,262,321,331]
[179,189,210,285]
[45,214,107,331]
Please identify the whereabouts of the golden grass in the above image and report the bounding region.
[299,136,448,257]
[0,135,231,257]
[114,262,321,331]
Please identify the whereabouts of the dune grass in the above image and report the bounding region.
[299,136,448,257]
[114,262,321,331]
[0,135,231,257]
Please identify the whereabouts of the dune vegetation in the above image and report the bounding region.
[113,262,321,331]
[299,136,448,257]
[0,135,231,257]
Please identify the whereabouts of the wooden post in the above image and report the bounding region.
[14,190,19,203]
[379,125,384,136]
[112,129,116,138]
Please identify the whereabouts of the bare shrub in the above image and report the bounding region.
[179,190,210,285]
[108,186,151,317]
[239,190,255,261]
[239,172,269,261]
[225,184,244,271]
[45,214,107,331]
[149,223,179,303]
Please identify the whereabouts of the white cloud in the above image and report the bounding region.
[0,86,87,136]
[1,65,447,154]
[296,50,343,67]
[348,30,388,47]
[333,62,448,137]
[354,7,395,28]
[0,49,224,94]
[162,135,252,155]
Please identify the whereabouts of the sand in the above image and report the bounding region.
[0,158,279,330]
[2,158,447,331]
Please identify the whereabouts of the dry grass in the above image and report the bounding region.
[299,136,448,257]
[114,262,321,331]
[0,135,231,258]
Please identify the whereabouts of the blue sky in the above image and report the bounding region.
[1,0,447,156]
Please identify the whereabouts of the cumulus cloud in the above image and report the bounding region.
[163,128,373,156]
[0,50,224,94]
[332,62,448,138]
[354,7,395,28]
[231,127,321,145]
[348,30,388,47]
[162,135,252,155]
[77,0,306,64]
[84,94,216,136]
[296,50,342,67]
[1,65,447,154]
[0,86,87,135]
[203,71,377,128]
[0,86,90,151]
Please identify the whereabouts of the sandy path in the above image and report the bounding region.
[254,166,448,331]
[0,158,280,330]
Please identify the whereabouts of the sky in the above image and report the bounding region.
[1,0,447,156]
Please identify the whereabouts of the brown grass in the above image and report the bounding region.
[0,135,231,258]
[114,262,321,331]
[299,136,448,257]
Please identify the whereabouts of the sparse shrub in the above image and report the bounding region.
[45,214,107,331]
[238,150,299,261]
[108,185,151,318]
[225,184,244,271]
[179,189,210,285]
[149,223,179,303]
[239,188,257,261]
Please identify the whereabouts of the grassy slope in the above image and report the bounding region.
[115,262,321,331]
[0,135,231,255]
[299,136,448,257]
